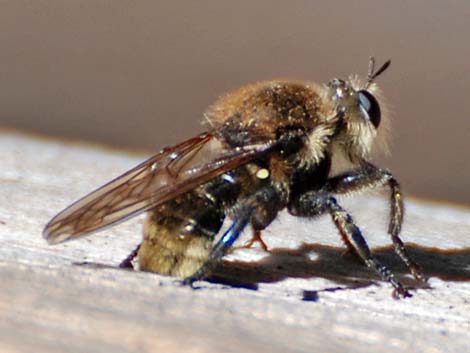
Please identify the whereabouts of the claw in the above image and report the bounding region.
[178,277,201,289]
[392,287,413,299]
[232,228,269,252]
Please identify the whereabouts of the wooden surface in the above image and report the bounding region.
[1,130,469,353]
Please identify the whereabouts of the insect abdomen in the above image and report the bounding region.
[138,192,223,277]
[137,171,244,277]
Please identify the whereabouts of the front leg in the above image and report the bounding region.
[289,191,411,298]
[325,162,424,281]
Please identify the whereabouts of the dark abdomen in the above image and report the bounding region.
[137,171,243,277]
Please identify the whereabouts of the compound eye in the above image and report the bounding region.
[358,90,381,128]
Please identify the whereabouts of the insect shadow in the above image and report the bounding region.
[209,243,470,293]
[75,242,470,298]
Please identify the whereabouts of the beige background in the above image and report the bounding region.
[0,1,469,204]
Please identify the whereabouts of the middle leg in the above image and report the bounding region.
[231,226,269,252]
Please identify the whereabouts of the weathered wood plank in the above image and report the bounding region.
[1,131,469,353]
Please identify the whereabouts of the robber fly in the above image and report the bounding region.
[43,58,425,298]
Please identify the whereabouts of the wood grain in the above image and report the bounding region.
[1,131,469,353]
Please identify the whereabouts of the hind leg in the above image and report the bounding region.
[182,207,252,285]
[119,244,141,269]
[183,184,284,285]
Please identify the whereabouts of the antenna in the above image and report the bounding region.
[366,57,391,88]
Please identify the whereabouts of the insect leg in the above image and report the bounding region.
[231,227,269,252]
[244,228,269,251]
[118,244,141,269]
[325,163,425,281]
[289,192,411,298]
[182,207,252,286]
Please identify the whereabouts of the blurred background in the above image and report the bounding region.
[0,1,469,204]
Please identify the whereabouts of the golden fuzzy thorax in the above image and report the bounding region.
[205,77,389,171]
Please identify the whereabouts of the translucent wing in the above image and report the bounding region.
[43,132,275,244]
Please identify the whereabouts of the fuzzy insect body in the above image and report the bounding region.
[44,58,424,298]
